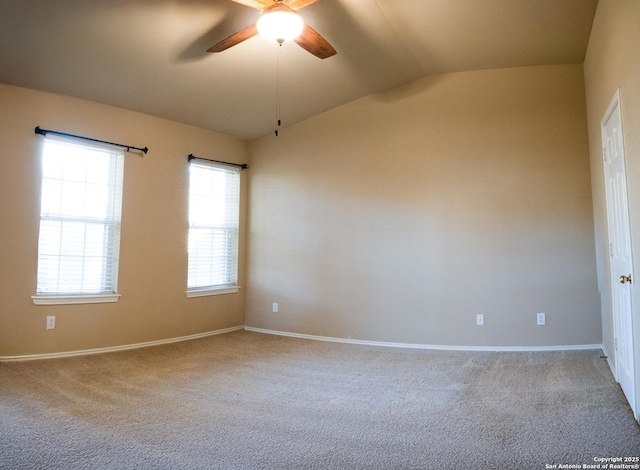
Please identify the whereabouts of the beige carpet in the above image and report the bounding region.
[1,330,639,469]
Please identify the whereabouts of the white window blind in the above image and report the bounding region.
[187,161,240,293]
[36,136,124,296]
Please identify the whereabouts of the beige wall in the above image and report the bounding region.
[0,84,248,357]
[584,0,640,412]
[1,54,609,355]
[246,64,600,347]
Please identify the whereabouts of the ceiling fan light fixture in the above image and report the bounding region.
[257,10,304,44]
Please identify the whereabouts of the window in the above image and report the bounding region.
[32,136,124,305]
[187,160,240,297]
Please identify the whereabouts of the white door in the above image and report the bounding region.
[602,89,636,418]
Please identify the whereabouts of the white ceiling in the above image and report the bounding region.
[0,0,598,142]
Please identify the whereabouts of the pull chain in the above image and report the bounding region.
[274,44,282,137]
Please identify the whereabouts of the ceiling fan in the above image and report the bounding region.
[207,0,336,59]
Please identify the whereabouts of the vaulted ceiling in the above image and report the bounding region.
[0,0,598,141]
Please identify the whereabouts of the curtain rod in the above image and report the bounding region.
[35,126,149,154]
[188,154,248,170]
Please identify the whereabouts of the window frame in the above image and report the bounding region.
[186,159,241,298]
[31,135,125,306]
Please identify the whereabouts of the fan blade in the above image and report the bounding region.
[282,0,318,10]
[207,24,259,52]
[230,0,275,9]
[294,24,336,59]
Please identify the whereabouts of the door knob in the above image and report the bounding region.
[620,274,632,284]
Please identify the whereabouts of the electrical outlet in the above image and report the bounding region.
[476,314,484,326]
[537,313,546,326]
[46,316,56,330]
[272,302,278,313]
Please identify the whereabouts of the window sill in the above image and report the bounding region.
[186,286,241,298]
[32,293,121,306]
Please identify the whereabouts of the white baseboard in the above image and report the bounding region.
[245,326,604,353]
[1,325,604,361]
[0,325,244,362]
[600,343,616,377]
